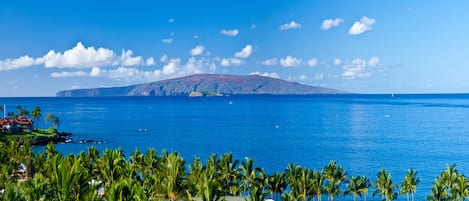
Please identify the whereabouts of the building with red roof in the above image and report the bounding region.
[0,116,33,133]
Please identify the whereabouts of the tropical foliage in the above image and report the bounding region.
[2,141,469,201]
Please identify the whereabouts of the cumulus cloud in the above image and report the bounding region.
[220,29,239,36]
[120,50,143,66]
[234,45,253,58]
[90,67,102,77]
[307,58,318,67]
[249,71,279,78]
[160,55,169,63]
[162,38,173,44]
[260,58,278,66]
[341,56,380,79]
[50,71,87,78]
[0,55,42,72]
[280,21,302,30]
[42,42,115,68]
[190,45,205,56]
[321,18,343,30]
[1,42,155,72]
[334,58,342,66]
[349,16,376,35]
[280,56,302,67]
[368,56,380,66]
[82,56,214,82]
[220,58,243,67]
[146,57,155,66]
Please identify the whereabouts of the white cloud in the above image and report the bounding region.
[249,71,279,78]
[314,73,324,80]
[169,18,175,23]
[368,56,380,66]
[160,54,169,63]
[307,58,318,67]
[43,42,115,68]
[50,71,87,78]
[349,16,376,35]
[120,50,143,66]
[261,58,278,66]
[220,58,243,67]
[146,57,155,66]
[86,56,213,82]
[190,45,205,56]
[334,58,342,66]
[90,67,102,77]
[220,29,239,36]
[0,42,154,71]
[280,56,302,67]
[280,21,302,30]
[341,57,378,79]
[0,55,41,72]
[162,38,173,44]
[162,58,180,75]
[321,18,343,30]
[234,44,253,58]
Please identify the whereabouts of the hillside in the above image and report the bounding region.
[56,74,346,97]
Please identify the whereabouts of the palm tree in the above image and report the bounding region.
[4,183,25,201]
[452,175,469,201]
[285,163,303,199]
[16,104,22,115]
[160,151,186,201]
[48,155,92,200]
[19,108,30,117]
[31,106,41,130]
[373,168,398,201]
[358,176,371,201]
[218,153,240,196]
[98,148,128,187]
[20,173,53,201]
[311,169,324,201]
[45,113,60,128]
[240,157,262,197]
[323,161,347,201]
[105,177,147,201]
[427,178,448,201]
[441,164,459,199]
[401,168,422,201]
[346,176,361,201]
[267,172,287,201]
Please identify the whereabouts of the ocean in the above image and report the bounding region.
[2,94,469,200]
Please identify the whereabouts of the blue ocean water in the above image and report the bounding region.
[3,94,469,200]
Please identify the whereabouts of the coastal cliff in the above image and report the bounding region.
[56,74,346,97]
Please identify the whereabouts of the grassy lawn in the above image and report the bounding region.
[1,128,58,138]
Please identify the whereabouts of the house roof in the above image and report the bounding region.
[15,116,33,125]
[0,117,33,125]
[0,118,14,125]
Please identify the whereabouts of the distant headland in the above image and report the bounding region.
[56,74,347,97]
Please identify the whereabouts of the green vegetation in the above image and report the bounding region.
[0,104,65,145]
[0,142,468,201]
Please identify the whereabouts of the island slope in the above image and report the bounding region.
[56,74,346,97]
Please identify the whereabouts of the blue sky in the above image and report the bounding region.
[1,1,469,96]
